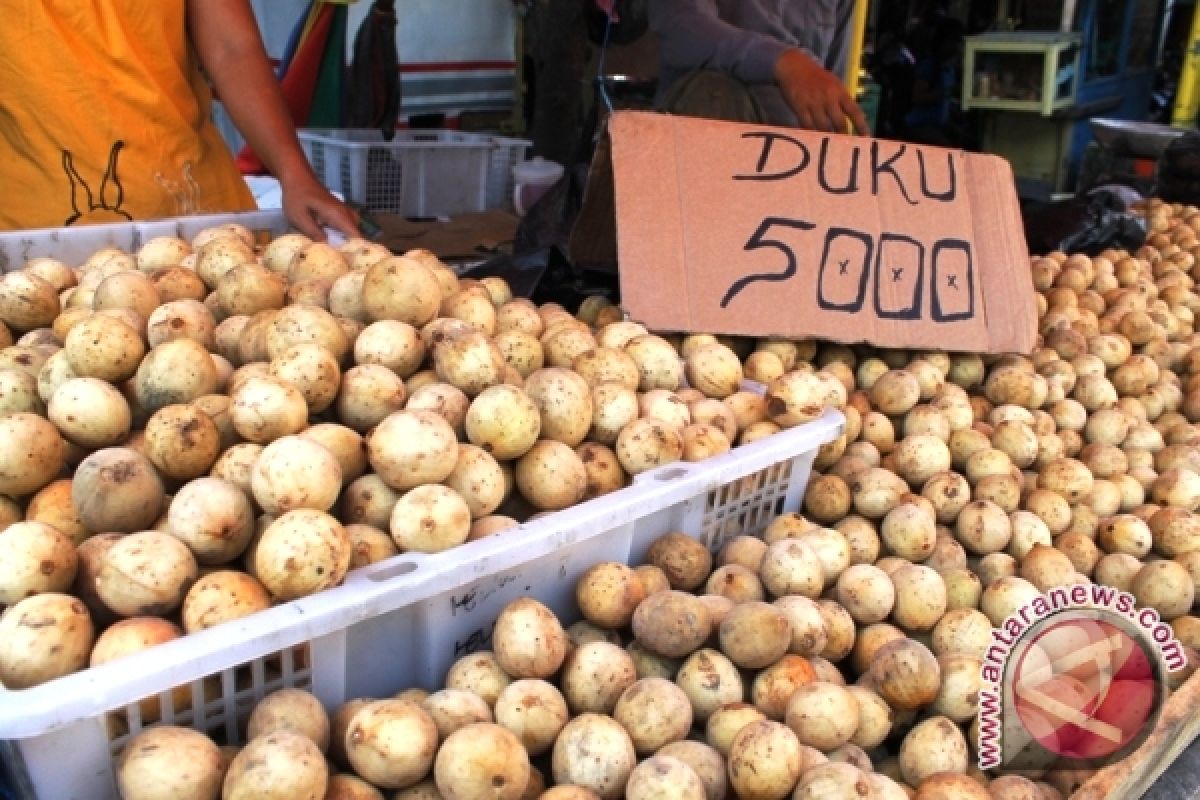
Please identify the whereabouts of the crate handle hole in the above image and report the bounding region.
[651,467,689,482]
[366,560,420,582]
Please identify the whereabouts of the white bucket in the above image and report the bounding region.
[512,157,565,216]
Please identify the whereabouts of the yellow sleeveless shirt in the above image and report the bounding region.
[0,1,257,231]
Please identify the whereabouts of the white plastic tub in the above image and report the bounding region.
[0,210,289,272]
[0,410,844,800]
[298,129,531,217]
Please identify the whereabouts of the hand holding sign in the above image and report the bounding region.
[774,49,869,135]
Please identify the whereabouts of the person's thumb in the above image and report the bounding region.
[289,206,327,241]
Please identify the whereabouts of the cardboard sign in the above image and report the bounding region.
[609,111,1038,354]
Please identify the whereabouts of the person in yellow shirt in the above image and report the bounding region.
[0,0,358,239]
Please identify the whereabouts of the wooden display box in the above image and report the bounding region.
[963,32,1082,117]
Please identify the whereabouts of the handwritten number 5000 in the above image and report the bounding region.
[722,218,976,324]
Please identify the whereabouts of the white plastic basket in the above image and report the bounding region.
[297,129,531,218]
[0,210,290,273]
[0,410,844,800]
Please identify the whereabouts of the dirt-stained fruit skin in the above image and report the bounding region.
[13,209,1200,798]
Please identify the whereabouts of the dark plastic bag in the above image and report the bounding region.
[460,162,619,309]
[513,162,594,257]
[1021,187,1147,256]
[459,247,618,309]
[1158,132,1200,206]
[344,0,401,139]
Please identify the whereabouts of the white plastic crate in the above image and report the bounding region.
[0,410,844,800]
[0,210,290,273]
[298,129,531,217]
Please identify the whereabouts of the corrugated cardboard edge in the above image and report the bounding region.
[965,153,1039,355]
[610,112,692,331]
[568,135,619,270]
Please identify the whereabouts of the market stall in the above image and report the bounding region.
[962,0,1162,196]
[1,4,1199,800]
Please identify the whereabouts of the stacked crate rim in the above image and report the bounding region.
[298,128,531,218]
[0,209,289,274]
[0,308,841,799]
[0,211,840,799]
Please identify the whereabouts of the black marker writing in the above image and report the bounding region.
[734,132,811,181]
[721,217,816,308]
[871,141,918,205]
[453,627,494,657]
[931,239,975,321]
[449,573,518,616]
[817,228,873,312]
[918,149,957,201]
[727,220,977,324]
[734,130,957,206]
[818,137,859,194]
[874,234,925,319]
[449,590,477,616]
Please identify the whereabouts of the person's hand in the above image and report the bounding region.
[774,49,870,135]
[279,172,360,241]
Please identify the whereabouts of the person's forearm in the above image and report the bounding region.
[186,0,314,184]
[650,0,796,85]
[187,0,359,239]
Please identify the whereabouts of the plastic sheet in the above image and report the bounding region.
[1021,187,1148,256]
[1158,131,1200,207]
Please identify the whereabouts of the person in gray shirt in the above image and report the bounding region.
[649,0,868,133]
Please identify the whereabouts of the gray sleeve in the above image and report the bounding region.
[649,0,796,85]
[824,0,857,79]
